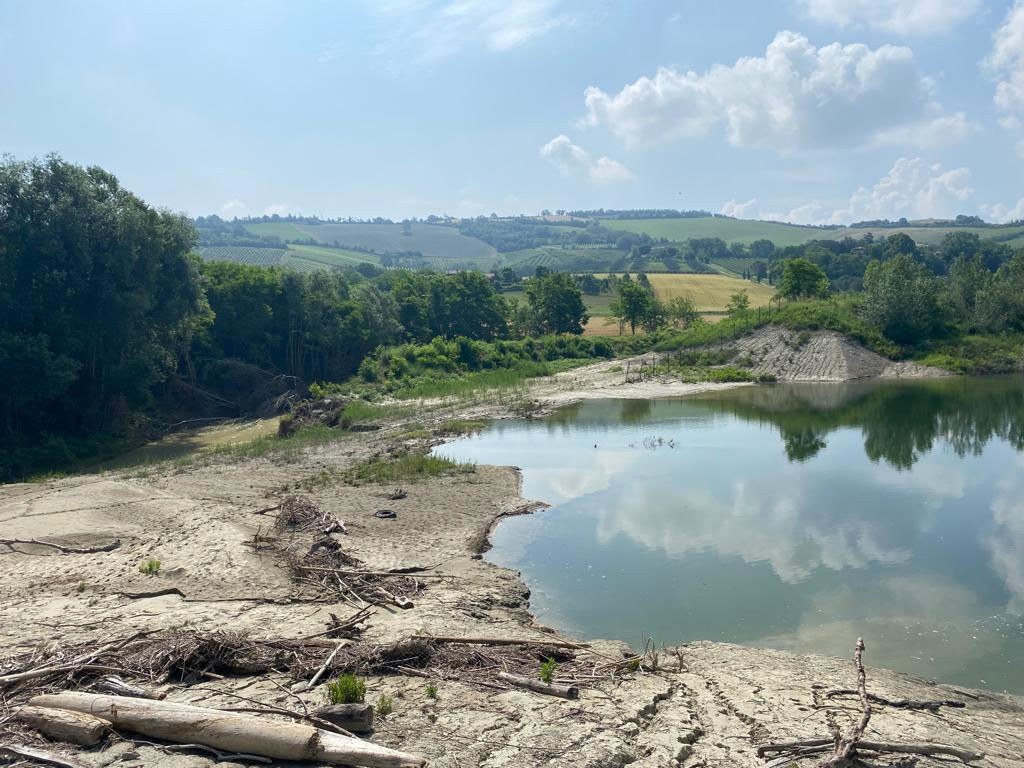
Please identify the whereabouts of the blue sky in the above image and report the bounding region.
[2,0,1022,223]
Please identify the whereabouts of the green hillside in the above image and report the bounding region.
[599,217,833,246]
[286,222,496,264]
[600,216,1024,248]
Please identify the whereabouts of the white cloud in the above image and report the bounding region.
[799,0,980,36]
[981,198,1024,223]
[582,31,967,152]
[730,156,973,224]
[539,134,634,184]
[370,0,572,66]
[219,199,248,218]
[720,198,760,219]
[987,1,1024,153]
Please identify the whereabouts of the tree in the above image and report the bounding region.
[0,155,206,443]
[942,255,991,329]
[725,290,750,317]
[522,270,588,335]
[665,295,699,329]
[640,297,668,333]
[609,281,651,335]
[779,258,829,299]
[861,253,941,344]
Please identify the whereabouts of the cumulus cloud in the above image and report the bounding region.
[539,135,634,184]
[720,198,760,219]
[981,198,1024,223]
[581,31,968,152]
[799,0,980,36]
[730,157,973,224]
[987,1,1024,153]
[219,199,248,218]
[370,0,572,65]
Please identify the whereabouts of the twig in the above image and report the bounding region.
[758,739,983,763]
[0,538,120,555]
[411,634,588,649]
[825,689,965,712]
[0,745,90,768]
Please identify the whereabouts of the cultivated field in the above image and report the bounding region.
[244,221,310,241]
[600,216,1024,248]
[648,273,775,311]
[599,217,833,246]
[284,222,496,264]
[197,246,287,266]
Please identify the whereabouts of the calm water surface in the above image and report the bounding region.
[438,377,1024,694]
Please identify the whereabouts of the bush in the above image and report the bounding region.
[325,675,366,704]
[376,694,394,718]
[540,657,557,684]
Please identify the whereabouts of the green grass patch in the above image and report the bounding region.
[914,333,1024,374]
[343,451,474,485]
[433,419,490,436]
[326,675,366,704]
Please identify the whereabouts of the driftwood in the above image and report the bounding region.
[292,641,346,693]
[0,537,120,555]
[757,638,984,766]
[93,674,166,700]
[28,692,426,767]
[413,634,588,649]
[758,739,984,763]
[0,744,91,768]
[14,705,111,745]
[825,688,965,712]
[313,703,375,733]
[496,672,579,699]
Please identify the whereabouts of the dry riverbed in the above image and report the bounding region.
[1,344,1019,767]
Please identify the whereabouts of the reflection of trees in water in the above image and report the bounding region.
[697,378,1024,468]
[620,399,654,424]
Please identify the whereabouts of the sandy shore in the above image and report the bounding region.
[1,355,1019,767]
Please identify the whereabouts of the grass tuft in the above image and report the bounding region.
[343,451,474,486]
[325,674,366,704]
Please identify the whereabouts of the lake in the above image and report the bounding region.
[437,377,1024,694]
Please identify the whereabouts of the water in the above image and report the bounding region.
[437,377,1024,694]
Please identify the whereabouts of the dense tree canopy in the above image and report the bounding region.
[779,258,829,299]
[0,155,206,443]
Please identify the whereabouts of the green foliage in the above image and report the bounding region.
[0,155,207,480]
[779,258,829,299]
[433,419,489,435]
[609,281,653,335]
[539,658,557,684]
[425,683,438,699]
[915,334,1024,374]
[376,694,394,719]
[343,452,474,485]
[139,559,161,576]
[861,254,942,344]
[325,675,366,705]
[725,290,751,317]
[521,269,588,335]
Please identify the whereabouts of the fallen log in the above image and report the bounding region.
[413,634,588,649]
[28,692,426,767]
[496,672,579,699]
[0,744,91,768]
[313,703,375,733]
[14,706,111,745]
[0,662,128,687]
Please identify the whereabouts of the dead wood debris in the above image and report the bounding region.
[756,638,984,767]
[825,688,965,712]
[0,538,121,555]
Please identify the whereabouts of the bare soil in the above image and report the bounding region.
[1,336,1017,768]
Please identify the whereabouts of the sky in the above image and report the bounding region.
[2,0,1023,224]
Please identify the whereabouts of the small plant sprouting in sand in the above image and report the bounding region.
[139,559,161,576]
[377,694,394,718]
[539,657,557,684]
[425,683,438,699]
[76,582,87,593]
[326,674,366,705]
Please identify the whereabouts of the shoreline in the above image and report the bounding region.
[1,370,1022,766]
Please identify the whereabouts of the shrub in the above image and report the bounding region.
[139,559,161,576]
[539,657,557,684]
[325,674,366,704]
[376,694,394,718]
[425,683,438,699]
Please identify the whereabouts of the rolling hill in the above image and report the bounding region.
[600,216,1024,248]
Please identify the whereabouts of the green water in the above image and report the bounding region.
[438,377,1024,694]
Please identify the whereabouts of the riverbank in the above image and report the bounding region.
[1,371,1022,767]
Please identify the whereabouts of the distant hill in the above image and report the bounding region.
[598,216,1024,248]
[245,221,496,268]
